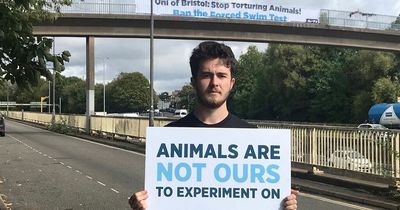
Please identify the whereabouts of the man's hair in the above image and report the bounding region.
[189,41,237,78]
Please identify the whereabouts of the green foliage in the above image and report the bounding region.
[230,44,400,124]
[229,45,264,119]
[107,72,155,113]
[60,76,86,114]
[372,78,399,103]
[47,118,72,134]
[173,84,196,111]
[0,0,71,89]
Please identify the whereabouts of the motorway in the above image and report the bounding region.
[0,120,386,210]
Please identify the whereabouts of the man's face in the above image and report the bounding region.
[191,58,235,109]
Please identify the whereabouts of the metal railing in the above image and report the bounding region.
[51,0,138,15]
[3,111,400,186]
[320,9,400,31]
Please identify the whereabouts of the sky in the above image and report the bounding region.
[54,0,400,94]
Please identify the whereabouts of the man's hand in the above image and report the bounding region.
[129,190,148,210]
[284,189,298,210]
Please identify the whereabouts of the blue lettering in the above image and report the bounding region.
[214,163,231,182]
[250,164,265,183]
[192,163,206,181]
[233,164,248,183]
[244,145,256,159]
[270,145,280,159]
[157,162,172,181]
[175,163,192,181]
[266,164,280,183]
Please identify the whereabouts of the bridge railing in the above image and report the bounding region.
[320,9,400,31]
[3,111,399,186]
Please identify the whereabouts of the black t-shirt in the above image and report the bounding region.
[166,112,257,128]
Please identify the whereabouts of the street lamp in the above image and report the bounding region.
[97,56,108,116]
[149,0,155,127]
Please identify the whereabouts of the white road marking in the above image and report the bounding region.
[111,188,120,194]
[7,122,128,197]
[7,120,145,157]
[97,181,106,186]
[301,192,374,210]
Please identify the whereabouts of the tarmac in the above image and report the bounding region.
[1,118,400,210]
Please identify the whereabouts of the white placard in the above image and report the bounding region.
[145,127,291,210]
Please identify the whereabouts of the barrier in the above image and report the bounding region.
[2,111,399,188]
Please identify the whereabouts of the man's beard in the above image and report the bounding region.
[195,87,230,109]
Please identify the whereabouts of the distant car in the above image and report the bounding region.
[0,115,5,137]
[328,150,371,172]
[357,123,390,139]
[173,109,188,118]
[357,123,388,130]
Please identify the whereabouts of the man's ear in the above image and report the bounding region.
[230,77,236,90]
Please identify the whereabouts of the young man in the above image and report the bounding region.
[129,41,298,210]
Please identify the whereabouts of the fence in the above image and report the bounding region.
[3,111,400,187]
[320,9,400,31]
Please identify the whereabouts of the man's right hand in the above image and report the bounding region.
[129,190,148,210]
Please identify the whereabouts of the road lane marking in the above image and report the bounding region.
[7,123,130,197]
[111,188,120,194]
[7,120,145,157]
[97,181,106,186]
[300,192,374,210]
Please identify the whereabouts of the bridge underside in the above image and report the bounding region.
[34,14,400,52]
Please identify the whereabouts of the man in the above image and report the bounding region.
[129,41,298,210]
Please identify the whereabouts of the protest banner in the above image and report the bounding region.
[145,127,291,210]
[135,0,320,23]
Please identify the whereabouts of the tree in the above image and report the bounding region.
[107,72,154,113]
[158,92,170,102]
[175,84,196,111]
[230,45,264,119]
[0,0,71,88]
[60,76,86,114]
[372,78,399,103]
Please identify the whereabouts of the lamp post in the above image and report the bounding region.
[48,81,51,113]
[52,37,56,124]
[6,83,9,117]
[149,0,155,127]
[103,57,108,116]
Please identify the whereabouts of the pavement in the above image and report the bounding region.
[2,118,400,210]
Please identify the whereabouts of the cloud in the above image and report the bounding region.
[54,0,399,93]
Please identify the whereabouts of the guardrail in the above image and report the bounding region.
[3,111,399,188]
[320,9,400,31]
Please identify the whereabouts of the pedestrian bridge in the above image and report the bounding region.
[3,111,399,190]
[33,2,400,51]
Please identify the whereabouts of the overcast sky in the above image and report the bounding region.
[54,0,400,93]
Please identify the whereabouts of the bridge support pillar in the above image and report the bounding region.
[85,36,95,133]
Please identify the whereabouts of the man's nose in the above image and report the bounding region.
[209,74,219,86]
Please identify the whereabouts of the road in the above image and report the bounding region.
[0,120,385,210]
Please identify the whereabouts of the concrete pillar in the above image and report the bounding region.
[86,36,95,133]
